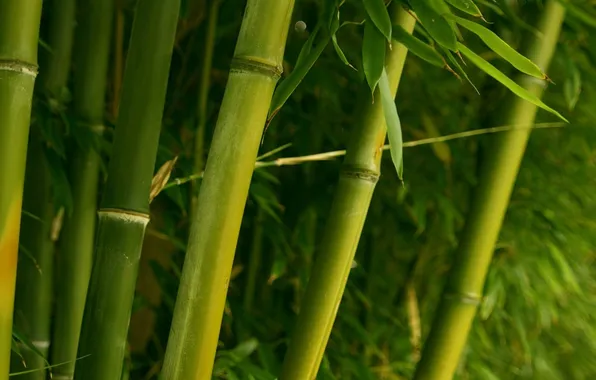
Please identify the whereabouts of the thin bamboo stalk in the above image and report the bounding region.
[191,0,221,213]
[11,1,76,378]
[73,1,179,379]
[278,6,416,379]
[0,0,43,377]
[50,0,114,378]
[413,2,565,379]
[160,1,295,378]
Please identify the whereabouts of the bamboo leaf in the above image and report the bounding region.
[332,35,356,70]
[450,14,547,79]
[392,25,444,67]
[362,0,392,42]
[445,0,484,19]
[363,19,386,93]
[412,1,458,51]
[268,26,329,120]
[457,43,567,122]
[443,47,480,94]
[378,68,403,180]
[563,55,581,111]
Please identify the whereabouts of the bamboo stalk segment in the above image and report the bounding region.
[278,6,415,379]
[413,2,566,379]
[161,1,296,378]
[73,1,179,378]
[0,0,43,377]
[50,0,114,378]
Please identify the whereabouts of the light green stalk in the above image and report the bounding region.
[0,0,43,377]
[10,1,76,378]
[413,2,565,379]
[160,1,295,378]
[278,6,416,379]
[50,0,114,378]
[73,1,179,379]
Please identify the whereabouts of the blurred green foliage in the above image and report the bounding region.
[18,0,596,378]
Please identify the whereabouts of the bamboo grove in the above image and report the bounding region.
[1,0,595,379]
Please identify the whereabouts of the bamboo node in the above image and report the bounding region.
[444,291,482,305]
[230,56,282,80]
[341,166,380,183]
[98,208,150,225]
[0,59,38,77]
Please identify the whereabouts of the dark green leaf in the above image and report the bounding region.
[363,19,386,93]
[392,25,444,67]
[445,0,483,18]
[362,0,392,42]
[412,1,458,51]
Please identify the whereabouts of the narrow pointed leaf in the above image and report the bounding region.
[362,0,392,42]
[378,68,403,180]
[445,0,484,18]
[412,1,458,51]
[443,47,480,94]
[451,14,547,79]
[363,19,386,93]
[332,35,356,69]
[296,24,320,68]
[269,26,329,119]
[392,25,444,67]
[457,43,567,121]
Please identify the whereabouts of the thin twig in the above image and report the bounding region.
[164,122,565,190]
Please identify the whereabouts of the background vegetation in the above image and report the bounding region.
[3,0,596,378]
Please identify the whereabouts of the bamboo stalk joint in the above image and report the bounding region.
[0,59,38,77]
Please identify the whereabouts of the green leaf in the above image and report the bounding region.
[363,19,386,93]
[378,68,403,180]
[392,25,444,67]
[445,0,484,18]
[269,25,329,120]
[457,43,567,122]
[450,14,547,79]
[362,0,392,42]
[412,1,458,51]
[332,34,356,70]
[442,47,480,94]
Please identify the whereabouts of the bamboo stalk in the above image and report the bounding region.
[73,1,179,378]
[413,2,565,379]
[0,0,43,377]
[191,0,221,213]
[160,1,295,378]
[10,1,76,378]
[278,6,416,379]
[50,0,114,378]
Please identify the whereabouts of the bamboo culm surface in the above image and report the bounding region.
[161,1,295,378]
[278,6,415,379]
[50,0,114,377]
[73,1,179,379]
[0,0,43,378]
[413,2,566,379]
[10,0,76,378]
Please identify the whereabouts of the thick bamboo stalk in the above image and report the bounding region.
[10,1,76,378]
[0,0,43,377]
[50,0,114,378]
[413,2,565,379]
[160,1,295,378]
[278,7,415,379]
[73,1,179,379]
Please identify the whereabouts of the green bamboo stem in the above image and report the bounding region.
[278,7,416,379]
[413,3,565,379]
[160,1,295,378]
[191,0,221,213]
[10,1,76,378]
[73,1,179,379]
[0,0,43,377]
[50,0,114,378]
